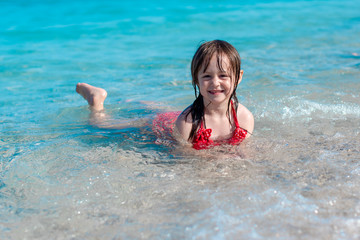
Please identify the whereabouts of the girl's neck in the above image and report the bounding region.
[203,100,230,116]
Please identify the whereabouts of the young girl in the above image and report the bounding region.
[76,40,254,150]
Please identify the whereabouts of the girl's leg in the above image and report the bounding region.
[76,83,107,111]
[76,82,149,129]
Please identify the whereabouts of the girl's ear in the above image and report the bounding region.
[237,70,244,85]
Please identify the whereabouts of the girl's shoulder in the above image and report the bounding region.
[236,103,254,135]
[174,105,193,140]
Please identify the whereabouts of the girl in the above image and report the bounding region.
[175,40,253,149]
[76,40,254,150]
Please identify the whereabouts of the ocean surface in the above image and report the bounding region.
[1,0,360,239]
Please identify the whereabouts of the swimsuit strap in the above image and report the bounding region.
[229,100,248,144]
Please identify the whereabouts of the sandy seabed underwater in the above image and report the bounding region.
[1,0,360,239]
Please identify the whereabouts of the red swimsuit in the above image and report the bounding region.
[192,101,247,150]
[152,101,247,150]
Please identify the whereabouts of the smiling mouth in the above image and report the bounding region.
[208,90,224,94]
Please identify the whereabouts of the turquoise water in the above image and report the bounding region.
[1,0,360,239]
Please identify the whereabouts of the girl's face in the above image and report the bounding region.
[197,54,241,107]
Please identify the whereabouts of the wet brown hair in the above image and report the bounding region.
[186,40,242,141]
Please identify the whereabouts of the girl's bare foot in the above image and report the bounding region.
[76,83,107,111]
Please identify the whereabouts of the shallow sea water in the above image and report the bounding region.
[1,0,360,239]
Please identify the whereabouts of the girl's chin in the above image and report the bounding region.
[204,97,231,105]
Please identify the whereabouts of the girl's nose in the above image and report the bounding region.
[211,76,220,86]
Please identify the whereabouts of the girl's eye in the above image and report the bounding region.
[220,74,229,79]
[203,75,211,78]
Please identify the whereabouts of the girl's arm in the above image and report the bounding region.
[237,104,254,137]
[174,110,193,142]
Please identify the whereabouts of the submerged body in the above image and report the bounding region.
[153,101,248,149]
